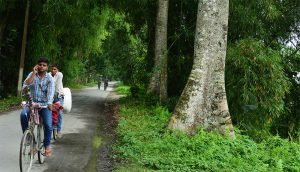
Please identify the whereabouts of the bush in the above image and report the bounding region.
[226,39,290,139]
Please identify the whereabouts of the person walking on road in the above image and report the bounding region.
[50,64,64,138]
[104,77,108,91]
[97,75,102,90]
[20,57,55,157]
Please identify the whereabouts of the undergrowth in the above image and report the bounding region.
[113,89,300,172]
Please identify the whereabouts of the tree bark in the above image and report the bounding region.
[17,0,30,96]
[147,0,169,103]
[168,0,235,138]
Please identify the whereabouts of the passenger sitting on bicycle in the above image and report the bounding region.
[50,64,64,138]
[20,57,55,157]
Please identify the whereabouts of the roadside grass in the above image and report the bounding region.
[113,85,300,172]
[0,96,21,112]
[115,164,152,172]
[115,82,130,95]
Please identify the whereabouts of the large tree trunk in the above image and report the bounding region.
[17,0,30,96]
[168,0,235,138]
[147,0,169,104]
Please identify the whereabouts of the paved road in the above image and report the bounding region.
[0,83,114,172]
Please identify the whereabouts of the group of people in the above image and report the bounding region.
[20,57,64,157]
[98,76,109,90]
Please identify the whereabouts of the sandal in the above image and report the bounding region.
[44,147,52,157]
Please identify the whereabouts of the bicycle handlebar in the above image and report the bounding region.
[31,102,48,109]
[22,101,47,109]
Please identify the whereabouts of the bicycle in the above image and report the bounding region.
[19,87,47,172]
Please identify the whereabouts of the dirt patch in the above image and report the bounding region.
[96,90,121,172]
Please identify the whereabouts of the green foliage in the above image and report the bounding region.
[114,95,300,171]
[272,48,300,139]
[226,39,291,139]
[116,82,131,96]
[63,59,85,85]
[0,0,16,12]
[115,164,151,172]
[99,11,148,84]
[26,0,107,86]
[0,0,299,144]
[0,0,26,96]
[229,0,300,44]
[225,0,300,139]
[0,96,21,112]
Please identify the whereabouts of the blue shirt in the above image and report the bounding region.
[23,72,55,106]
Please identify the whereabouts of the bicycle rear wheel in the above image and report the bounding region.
[53,126,57,140]
[37,124,45,164]
[19,130,34,172]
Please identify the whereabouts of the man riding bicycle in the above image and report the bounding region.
[20,57,55,157]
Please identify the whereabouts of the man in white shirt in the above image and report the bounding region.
[50,64,64,138]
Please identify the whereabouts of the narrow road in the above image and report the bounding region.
[0,83,114,172]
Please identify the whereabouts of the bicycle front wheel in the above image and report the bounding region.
[37,124,45,164]
[19,130,34,172]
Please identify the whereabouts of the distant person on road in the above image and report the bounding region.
[98,75,102,90]
[104,77,108,91]
[50,64,64,138]
[20,57,54,157]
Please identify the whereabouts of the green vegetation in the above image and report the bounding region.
[0,96,21,112]
[114,87,300,171]
[1,0,300,170]
[226,39,291,140]
[115,83,131,95]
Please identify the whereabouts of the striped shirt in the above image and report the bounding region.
[23,72,55,106]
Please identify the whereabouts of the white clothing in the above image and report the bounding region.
[51,72,64,97]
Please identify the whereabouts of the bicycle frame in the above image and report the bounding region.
[22,102,46,151]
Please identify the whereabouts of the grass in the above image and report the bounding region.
[115,164,152,172]
[115,82,131,95]
[113,85,300,172]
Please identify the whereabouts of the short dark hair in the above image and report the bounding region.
[51,64,59,69]
[37,57,49,65]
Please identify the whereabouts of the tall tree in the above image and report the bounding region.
[147,0,169,104]
[168,0,235,138]
[17,0,30,96]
